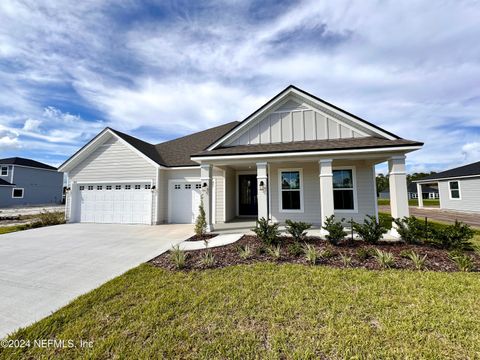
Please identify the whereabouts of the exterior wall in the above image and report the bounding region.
[269,160,376,225]
[0,166,63,207]
[438,177,480,212]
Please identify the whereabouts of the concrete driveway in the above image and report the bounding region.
[0,223,193,338]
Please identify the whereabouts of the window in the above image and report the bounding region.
[135,185,141,190]
[12,188,24,198]
[195,183,201,189]
[1,166,7,176]
[145,184,151,189]
[279,169,303,211]
[97,185,103,190]
[449,181,461,199]
[333,169,355,211]
[79,185,85,190]
[185,184,192,189]
[115,185,121,190]
[106,185,112,190]
[174,184,181,190]
[125,185,131,190]
[88,186,94,190]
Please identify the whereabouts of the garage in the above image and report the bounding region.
[169,180,202,223]
[77,182,153,224]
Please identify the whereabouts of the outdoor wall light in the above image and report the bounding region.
[65,187,71,191]
[259,181,265,191]
[202,182,208,188]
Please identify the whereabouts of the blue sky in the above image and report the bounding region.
[0,0,479,173]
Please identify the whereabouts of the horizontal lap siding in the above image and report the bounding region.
[438,178,480,212]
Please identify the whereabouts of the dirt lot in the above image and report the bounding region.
[0,204,64,226]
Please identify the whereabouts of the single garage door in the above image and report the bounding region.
[78,182,152,224]
[170,181,202,223]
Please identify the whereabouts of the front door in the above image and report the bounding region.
[239,175,258,216]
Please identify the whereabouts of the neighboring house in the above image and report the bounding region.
[415,160,480,212]
[59,85,423,232]
[407,183,438,200]
[0,157,64,207]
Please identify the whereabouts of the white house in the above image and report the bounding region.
[58,85,422,232]
[415,161,480,212]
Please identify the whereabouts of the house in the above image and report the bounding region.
[407,183,438,200]
[58,85,423,234]
[0,157,64,207]
[415,160,480,212]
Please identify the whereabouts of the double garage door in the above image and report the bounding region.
[78,182,152,224]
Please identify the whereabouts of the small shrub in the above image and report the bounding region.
[285,219,312,242]
[266,245,281,260]
[428,221,475,250]
[201,250,215,267]
[399,250,411,258]
[373,248,395,269]
[288,242,303,257]
[405,250,427,270]
[194,197,207,237]
[322,215,347,245]
[449,251,475,272]
[170,245,187,269]
[252,217,280,246]
[340,254,352,267]
[393,216,424,244]
[34,210,65,227]
[238,245,252,260]
[303,244,318,265]
[357,248,373,261]
[319,248,335,259]
[353,215,388,244]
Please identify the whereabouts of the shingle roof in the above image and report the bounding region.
[416,161,480,182]
[407,183,437,193]
[0,178,15,186]
[0,157,57,170]
[192,137,422,157]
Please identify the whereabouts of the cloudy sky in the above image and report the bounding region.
[0,0,479,173]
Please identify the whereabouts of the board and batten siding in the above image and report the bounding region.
[269,161,376,224]
[438,177,480,212]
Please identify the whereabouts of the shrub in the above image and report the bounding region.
[353,215,388,244]
[373,249,395,269]
[405,250,427,270]
[170,245,187,269]
[201,250,215,267]
[288,242,303,257]
[33,210,65,227]
[322,215,347,245]
[303,244,318,265]
[285,219,311,242]
[194,197,207,237]
[449,251,475,272]
[238,245,252,260]
[356,248,373,261]
[428,221,475,250]
[340,254,352,267]
[319,248,335,259]
[252,217,280,246]
[393,216,425,244]
[266,245,281,260]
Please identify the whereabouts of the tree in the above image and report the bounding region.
[375,173,389,196]
[194,196,207,237]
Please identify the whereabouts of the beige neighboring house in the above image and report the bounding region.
[415,160,480,213]
[58,85,423,236]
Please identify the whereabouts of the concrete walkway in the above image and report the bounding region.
[0,223,193,338]
[178,233,243,251]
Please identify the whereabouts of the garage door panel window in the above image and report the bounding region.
[279,169,303,212]
[333,169,356,211]
[449,181,461,199]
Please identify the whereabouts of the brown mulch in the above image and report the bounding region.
[149,235,480,272]
[185,233,218,242]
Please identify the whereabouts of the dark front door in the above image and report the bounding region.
[239,175,258,216]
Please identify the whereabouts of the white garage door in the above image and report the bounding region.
[169,181,202,223]
[78,183,152,224]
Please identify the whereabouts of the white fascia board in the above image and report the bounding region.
[192,145,422,162]
[415,174,480,183]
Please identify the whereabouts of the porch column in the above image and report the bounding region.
[200,163,213,232]
[256,162,268,221]
[388,156,409,237]
[319,159,334,231]
[416,183,424,208]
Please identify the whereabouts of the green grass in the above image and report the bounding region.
[2,263,480,359]
[0,225,28,235]
[378,198,439,207]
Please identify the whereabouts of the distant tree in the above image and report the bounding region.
[407,172,437,183]
[375,173,389,196]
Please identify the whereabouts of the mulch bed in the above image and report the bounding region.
[185,233,218,242]
[149,235,480,272]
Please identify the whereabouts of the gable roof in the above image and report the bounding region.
[207,85,401,150]
[416,160,480,182]
[0,178,15,186]
[0,157,57,170]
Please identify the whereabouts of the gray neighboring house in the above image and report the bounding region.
[0,157,64,207]
[379,183,438,200]
[415,160,480,212]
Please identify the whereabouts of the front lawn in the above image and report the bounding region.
[2,263,480,359]
[378,198,440,207]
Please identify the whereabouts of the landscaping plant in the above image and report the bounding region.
[373,248,395,269]
[194,197,207,237]
[322,215,347,245]
[319,248,335,259]
[405,250,427,270]
[393,216,425,244]
[356,248,372,261]
[33,210,66,227]
[428,221,475,250]
[353,215,388,244]
[303,244,318,265]
[288,242,303,256]
[170,245,187,269]
[252,217,280,246]
[285,219,312,242]
[449,251,475,272]
[238,245,252,260]
[201,250,215,267]
[340,254,352,267]
[266,245,281,260]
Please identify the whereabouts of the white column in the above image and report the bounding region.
[388,155,409,237]
[200,163,213,232]
[417,183,424,208]
[319,159,334,233]
[256,162,268,221]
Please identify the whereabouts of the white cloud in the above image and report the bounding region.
[23,119,42,132]
[462,142,480,164]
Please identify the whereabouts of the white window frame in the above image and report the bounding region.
[12,187,24,199]
[1,166,8,176]
[332,166,358,213]
[278,168,304,213]
[448,181,461,200]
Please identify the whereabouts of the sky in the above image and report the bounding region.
[0,0,479,174]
